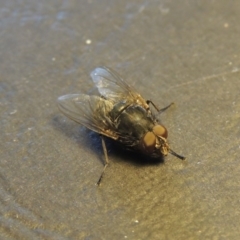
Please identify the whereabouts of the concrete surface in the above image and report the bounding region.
[1,0,240,239]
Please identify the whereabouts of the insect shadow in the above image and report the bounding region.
[106,138,165,166]
[52,114,164,167]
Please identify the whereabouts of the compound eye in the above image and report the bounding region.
[143,132,156,153]
[153,125,168,138]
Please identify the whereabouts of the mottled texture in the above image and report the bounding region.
[1,0,240,239]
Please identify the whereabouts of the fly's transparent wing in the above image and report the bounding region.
[90,67,148,108]
[58,94,118,139]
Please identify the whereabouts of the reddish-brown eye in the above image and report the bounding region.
[153,125,168,138]
[143,131,156,153]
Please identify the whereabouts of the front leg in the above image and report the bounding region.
[146,100,174,114]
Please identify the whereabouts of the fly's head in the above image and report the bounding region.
[142,125,168,157]
[142,125,185,160]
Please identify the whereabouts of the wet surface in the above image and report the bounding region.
[1,0,240,239]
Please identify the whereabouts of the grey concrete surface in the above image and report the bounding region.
[1,0,240,239]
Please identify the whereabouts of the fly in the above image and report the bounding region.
[58,66,185,185]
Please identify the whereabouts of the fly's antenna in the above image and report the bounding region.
[169,149,186,160]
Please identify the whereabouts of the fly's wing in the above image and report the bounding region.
[58,94,118,140]
[90,67,148,109]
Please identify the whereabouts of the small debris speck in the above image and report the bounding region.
[224,23,229,28]
[10,110,17,115]
[86,39,92,44]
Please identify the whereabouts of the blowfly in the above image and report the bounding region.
[58,67,185,185]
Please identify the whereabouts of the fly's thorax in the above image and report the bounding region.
[111,103,155,138]
[142,124,169,157]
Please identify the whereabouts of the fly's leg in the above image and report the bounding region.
[97,136,109,185]
[158,102,174,114]
[146,100,160,111]
[146,100,174,114]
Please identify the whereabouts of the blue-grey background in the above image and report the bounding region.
[1,0,240,239]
